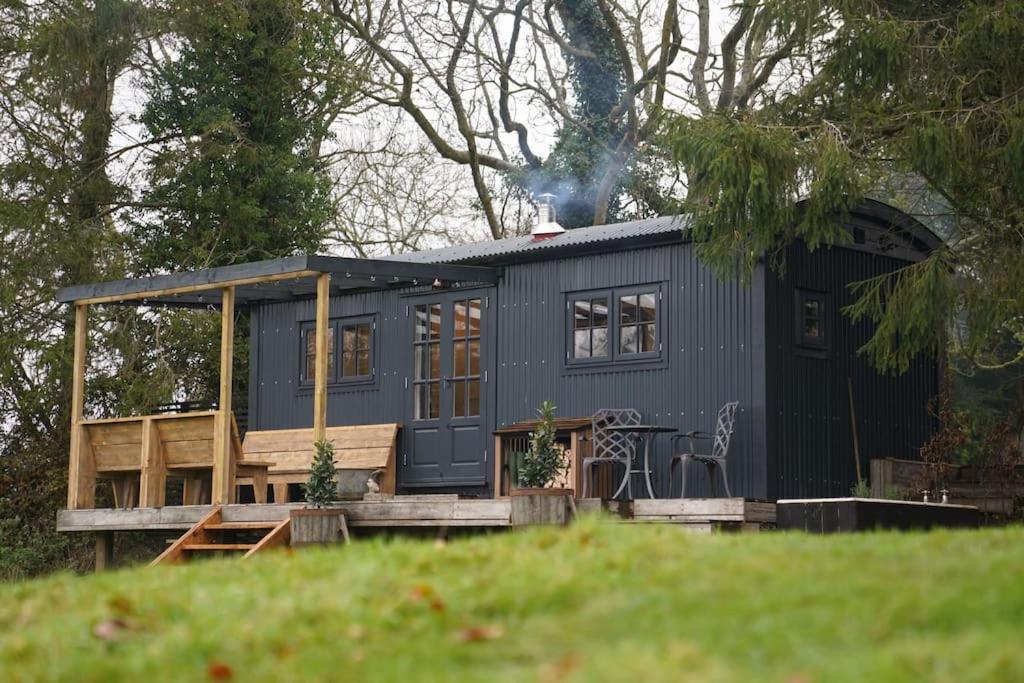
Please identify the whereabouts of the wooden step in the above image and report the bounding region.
[203,522,279,531]
[182,543,256,552]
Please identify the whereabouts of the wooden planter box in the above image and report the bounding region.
[290,508,346,545]
[510,488,574,527]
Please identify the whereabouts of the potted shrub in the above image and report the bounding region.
[290,439,347,545]
[510,400,573,527]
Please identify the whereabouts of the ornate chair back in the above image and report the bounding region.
[591,408,642,462]
[711,401,740,460]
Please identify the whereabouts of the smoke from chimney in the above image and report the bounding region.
[531,192,565,239]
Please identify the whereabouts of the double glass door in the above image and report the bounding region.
[404,291,490,487]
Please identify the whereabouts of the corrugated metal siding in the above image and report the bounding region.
[251,242,769,498]
[252,288,411,431]
[493,243,768,498]
[764,244,938,499]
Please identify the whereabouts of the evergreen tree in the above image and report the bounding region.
[664,0,1024,378]
[518,400,566,488]
[133,0,351,271]
[131,0,358,415]
[304,439,338,507]
[662,0,1024,460]
[0,0,147,577]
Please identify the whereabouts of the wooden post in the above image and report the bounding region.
[94,531,114,572]
[847,377,863,487]
[67,304,95,510]
[493,434,504,498]
[313,273,330,442]
[138,417,166,508]
[211,287,236,505]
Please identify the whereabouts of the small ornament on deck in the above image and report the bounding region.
[363,469,388,501]
[366,469,384,494]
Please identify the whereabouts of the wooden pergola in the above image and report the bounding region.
[57,255,501,509]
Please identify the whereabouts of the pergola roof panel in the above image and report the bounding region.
[56,255,502,307]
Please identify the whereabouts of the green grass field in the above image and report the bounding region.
[2,518,1022,682]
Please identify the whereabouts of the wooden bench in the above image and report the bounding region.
[83,411,271,508]
[242,424,399,502]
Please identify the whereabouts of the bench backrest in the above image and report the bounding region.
[242,424,399,475]
[86,412,245,473]
[86,421,144,472]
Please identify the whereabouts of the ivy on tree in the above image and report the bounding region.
[516,0,627,229]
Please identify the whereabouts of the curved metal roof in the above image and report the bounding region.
[388,200,941,267]
[388,215,690,265]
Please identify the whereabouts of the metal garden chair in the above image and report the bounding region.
[668,401,739,498]
[581,408,642,499]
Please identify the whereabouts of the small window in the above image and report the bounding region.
[302,326,335,383]
[341,322,372,378]
[567,285,662,367]
[796,289,828,351]
[300,315,376,386]
[572,295,610,360]
[412,303,441,420]
[618,291,657,355]
[451,298,482,418]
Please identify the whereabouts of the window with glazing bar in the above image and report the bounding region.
[300,315,376,385]
[451,298,482,418]
[795,288,828,353]
[413,303,441,419]
[567,284,662,366]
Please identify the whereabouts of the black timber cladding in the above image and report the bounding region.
[490,242,768,499]
[244,201,938,499]
[252,241,769,498]
[763,242,938,499]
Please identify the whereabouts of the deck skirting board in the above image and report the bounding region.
[631,498,776,524]
[57,497,775,532]
[57,500,511,532]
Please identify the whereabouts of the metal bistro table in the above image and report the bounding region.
[605,424,678,499]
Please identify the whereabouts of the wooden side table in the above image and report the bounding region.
[493,417,613,498]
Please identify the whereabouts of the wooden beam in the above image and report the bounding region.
[94,531,114,572]
[67,269,321,305]
[242,518,292,558]
[211,287,236,505]
[55,252,322,304]
[57,499,513,532]
[67,304,95,510]
[313,273,330,442]
[138,417,166,508]
[151,507,222,566]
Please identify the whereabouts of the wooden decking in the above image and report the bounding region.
[57,497,775,533]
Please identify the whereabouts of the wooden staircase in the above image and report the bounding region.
[151,507,290,565]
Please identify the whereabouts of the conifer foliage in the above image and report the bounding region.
[304,439,338,508]
[664,1,1024,377]
[517,401,567,489]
